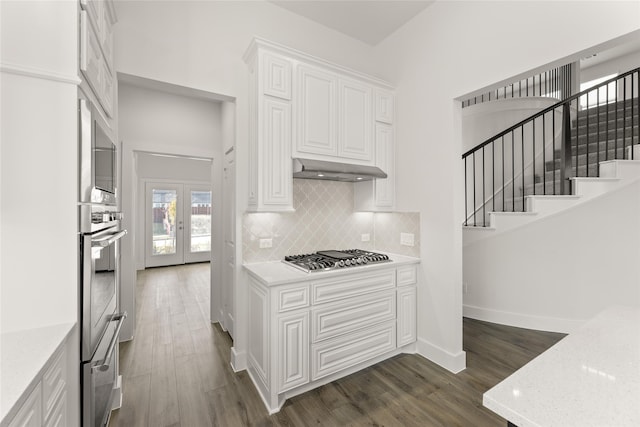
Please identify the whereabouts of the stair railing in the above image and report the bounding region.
[463,67,639,227]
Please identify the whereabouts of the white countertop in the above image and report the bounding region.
[0,322,75,423]
[244,252,420,286]
[483,306,640,427]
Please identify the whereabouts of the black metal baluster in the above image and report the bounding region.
[575,98,579,177]
[586,91,590,177]
[623,76,627,158]
[473,152,476,226]
[553,106,557,195]
[633,71,636,160]
[522,126,525,211]
[606,81,609,160]
[502,136,505,212]
[464,156,468,226]
[512,130,515,211]
[613,79,624,159]
[542,114,546,194]
[533,118,536,195]
[482,146,486,225]
[561,102,572,195]
[597,87,600,169]
[492,142,495,213]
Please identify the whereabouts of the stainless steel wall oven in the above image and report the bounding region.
[79,92,126,427]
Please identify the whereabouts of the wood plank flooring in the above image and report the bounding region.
[108,263,565,427]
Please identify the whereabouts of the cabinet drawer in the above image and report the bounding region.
[8,382,42,427]
[42,348,66,420]
[396,265,417,287]
[311,321,396,381]
[313,269,395,304]
[276,284,310,313]
[44,391,66,427]
[312,290,395,342]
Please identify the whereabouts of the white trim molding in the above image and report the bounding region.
[0,62,81,85]
[230,347,247,372]
[416,338,467,373]
[464,304,585,334]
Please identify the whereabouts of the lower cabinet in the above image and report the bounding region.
[277,312,309,392]
[247,263,417,414]
[7,346,68,427]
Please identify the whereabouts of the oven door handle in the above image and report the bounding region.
[92,229,127,248]
[92,312,127,372]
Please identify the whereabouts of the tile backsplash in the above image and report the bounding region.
[243,179,420,263]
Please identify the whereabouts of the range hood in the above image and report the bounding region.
[292,158,387,182]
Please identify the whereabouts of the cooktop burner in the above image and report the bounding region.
[283,249,391,272]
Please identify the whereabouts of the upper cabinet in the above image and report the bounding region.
[294,67,373,165]
[296,64,338,158]
[374,88,395,124]
[244,38,396,213]
[246,49,295,212]
[80,0,116,118]
[338,78,373,162]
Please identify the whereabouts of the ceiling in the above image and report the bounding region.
[269,0,435,46]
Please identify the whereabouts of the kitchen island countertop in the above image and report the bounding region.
[483,306,640,427]
[244,252,420,286]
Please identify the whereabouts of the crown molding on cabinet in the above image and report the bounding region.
[243,37,394,90]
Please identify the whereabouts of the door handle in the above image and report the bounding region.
[92,230,127,248]
[92,312,127,372]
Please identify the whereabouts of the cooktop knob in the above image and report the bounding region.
[338,260,345,267]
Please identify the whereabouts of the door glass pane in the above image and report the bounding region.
[152,189,177,255]
[190,190,211,253]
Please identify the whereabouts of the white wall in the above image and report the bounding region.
[464,179,640,333]
[118,82,222,339]
[0,1,79,335]
[114,0,380,365]
[373,1,640,371]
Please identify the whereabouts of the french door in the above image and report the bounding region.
[145,182,212,268]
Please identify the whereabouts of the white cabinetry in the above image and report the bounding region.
[296,65,337,157]
[354,122,395,211]
[246,49,295,212]
[246,262,417,414]
[5,345,70,427]
[396,265,417,346]
[80,0,116,118]
[243,38,396,213]
[338,78,373,162]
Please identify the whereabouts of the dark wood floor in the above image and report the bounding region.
[109,263,565,427]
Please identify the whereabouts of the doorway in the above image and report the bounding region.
[145,182,212,268]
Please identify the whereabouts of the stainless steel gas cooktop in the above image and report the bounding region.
[283,249,391,272]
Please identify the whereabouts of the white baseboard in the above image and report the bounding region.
[416,338,466,373]
[230,347,246,372]
[464,304,585,334]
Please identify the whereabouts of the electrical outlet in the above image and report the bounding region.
[463,282,469,294]
[400,233,415,247]
[259,238,273,249]
[361,233,371,242]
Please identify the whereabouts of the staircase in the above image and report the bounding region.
[462,67,640,237]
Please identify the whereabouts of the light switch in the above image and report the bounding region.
[361,233,371,242]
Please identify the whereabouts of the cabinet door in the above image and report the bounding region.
[80,11,103,104]
[8,383,42,427]
[261,98,292,208]
[374,88,394,124]
[248,282,269,387]
[277,312,309,392]
[101,61,114,118]
[374,123,394,208]
[296,65,337,157]
[338,78,373,162]
[263,52,292,100]
[397,286,417,347]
